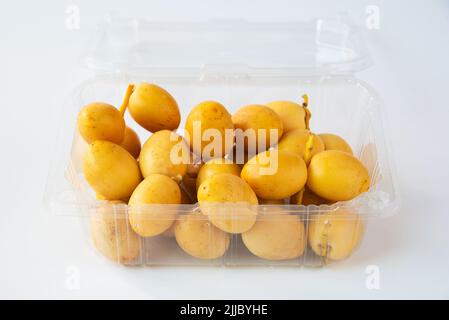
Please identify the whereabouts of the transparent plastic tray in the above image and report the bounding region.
[45,16,400,267]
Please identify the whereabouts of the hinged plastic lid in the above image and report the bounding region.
[83,15,372,76]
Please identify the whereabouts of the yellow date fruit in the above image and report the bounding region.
[196,158,241,190]
[266,100,307,133]
[197,173,258,234]
[241,150,307,200]
[120,126,141,159]
[174,214,230,260]
[139,130,188,182]
[277,129,324,165]
[307,150,370,201]
[83,141,141,200]
[77,102,125,144]
[242,214,306,260]
[91,201,141,264]
[125,83,180,132]
[308,209,364,261]
[232,104,283,152]
[319,133,353,155]
[185,101,234,159]
[128,174,181,237]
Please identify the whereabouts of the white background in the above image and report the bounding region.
[1,0,449,299]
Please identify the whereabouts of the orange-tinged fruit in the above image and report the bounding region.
[185,101,234,159]
[307,150,370,201]
[196,158,241,190]
[139,130,188,182]
[125,83,181,132]
[128,174,181,237]
[319,133,353,155]
[77,102,125,144]
[241,150,307,200]
[197,173,258,234]
[233,104,283,153]
[83,141,141,200]
[266,100,307,133]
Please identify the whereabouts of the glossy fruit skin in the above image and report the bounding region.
[139,130,188,182]
[277,129,324,165]
[174,214,230,260]
[91,201,141,264]
[77,102,125,144]
[266,100,306,133]
[128,174,181,237]
[83,141,142,200]
[308,209,364,261]
[196,158,241,190]
[185,101,234,159]
[120,126,141,159]
[242,214,306,260]
[128,83,180,132]
[197,173,258,234]
[232,104,283,152]
[318,133,353,155]
[241,150,307,200]
[307,150,370,201]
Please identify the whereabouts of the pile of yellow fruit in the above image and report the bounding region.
[78,82,370,265]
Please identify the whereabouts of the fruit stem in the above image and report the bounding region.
[296,188,305,204]
[119,84,134,117]
[302,94,311,130]
[304,133,314,164]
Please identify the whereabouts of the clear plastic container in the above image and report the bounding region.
[46,15,400,267]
